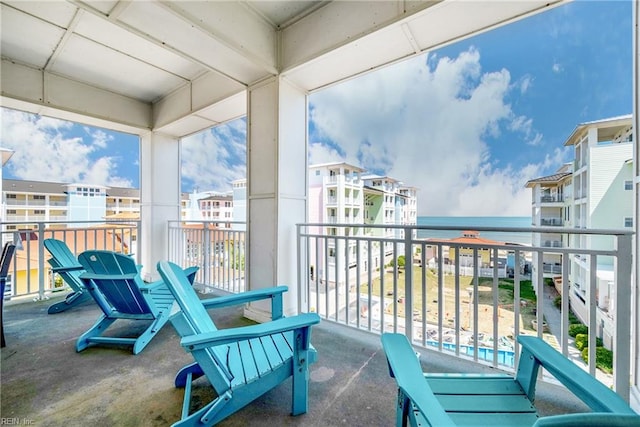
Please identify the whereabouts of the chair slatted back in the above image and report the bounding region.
[43,239,84,290]
[157,261,231,383]
[78,251,152,315]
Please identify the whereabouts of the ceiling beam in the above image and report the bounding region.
[1,59,151,133]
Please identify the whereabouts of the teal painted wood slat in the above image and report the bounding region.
[260,334,285,369]
[436,394,536,413]
[238,339,259,383]
[427,377,525,395]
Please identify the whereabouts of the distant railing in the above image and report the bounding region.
[1,220,140,301]
[167,221,246,294]
[296,222,633,401]
[540,218,563,226]
[540,195,563,203]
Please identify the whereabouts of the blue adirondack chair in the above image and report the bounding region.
[381,333,640,427]
[156,260,321,426]
[43,239,94,314]
[77,250,198,354]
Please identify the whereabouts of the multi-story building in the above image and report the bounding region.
[526,163,573,276]
[231,179,247,231]
[198,193,233,222]
[527,114,633,349]
[307,162,418,287]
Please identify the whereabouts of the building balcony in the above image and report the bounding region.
[540,218,564,226]
[1,220,636,422]
[539,195,564,203]
[2,293,590,425]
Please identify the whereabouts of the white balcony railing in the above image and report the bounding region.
[296,222,633,401]
[1,220,140,300]
[3,219,633,403]
[167,220,246,295]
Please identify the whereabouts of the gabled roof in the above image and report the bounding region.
[563,114,633,146]
[424,231,505,247]
[525,172,571,188]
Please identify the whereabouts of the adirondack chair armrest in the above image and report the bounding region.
[381,333,457,426]
[532,413,640,426]
[140,267,198,291]
[180,312,320,351]
[516,335,635,414]
[80,272,138,281]
[50,264,84,273]
[138,279,166,291]
[200,285,288,319]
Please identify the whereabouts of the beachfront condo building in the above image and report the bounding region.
[308,162,418,289]
[527,114,633,349]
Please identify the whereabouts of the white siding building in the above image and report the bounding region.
[527,115,633,349]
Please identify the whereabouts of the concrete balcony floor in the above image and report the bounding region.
[2,293,591,426]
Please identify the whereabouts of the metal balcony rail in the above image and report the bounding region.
[296,222,633,401]
[167,220,246,295]
[0,220,140,301]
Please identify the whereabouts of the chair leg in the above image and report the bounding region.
[291,349,310,416]
[47,291,92,314]
[132,312,170,354]
[76,315,115,352]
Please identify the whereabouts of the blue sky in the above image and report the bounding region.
[1,1,633,216]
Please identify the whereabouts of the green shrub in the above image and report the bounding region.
[569,324,588,337]
[575,333,588,351]
[581,346,613,374]
[397,255,406,268]
[553,295,561,309]
[574,333,603,350]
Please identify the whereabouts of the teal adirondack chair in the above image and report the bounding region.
[43,239,94,314]
[156,260,321,426]
[77,250,198,354]
[381,333,640,427]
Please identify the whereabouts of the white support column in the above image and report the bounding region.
[631,0,640,411]
[139,131,181,281]
[245,76,308,321]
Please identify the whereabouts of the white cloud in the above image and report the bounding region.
[310,48,545,216]
[309,142,343,165]
[181,119,247,192]
[0,108,132,187]
[552,62,563,73]
[518,75,533,94]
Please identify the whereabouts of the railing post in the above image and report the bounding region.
[404,226,413,341]
[203,223,210,287]
[614,233,632,401]
[37,222,46,301]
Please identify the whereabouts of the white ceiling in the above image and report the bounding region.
[0,0,565,137]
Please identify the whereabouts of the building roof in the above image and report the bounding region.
[309,162,366,172]
[563,114,633,146]
[525,172,572,188]
[424,230,505,247]
[3,179,139,197]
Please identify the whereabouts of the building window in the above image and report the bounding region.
[33,210,45,214]
[624,217,633,228]
[624,180,633,190]
[7,194,16,199]
[315,170,320,176]
[7,210,16,214]
[33,195,45,200]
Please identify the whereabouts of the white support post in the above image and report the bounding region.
[139,131,181,281]
[245,76,308,321]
